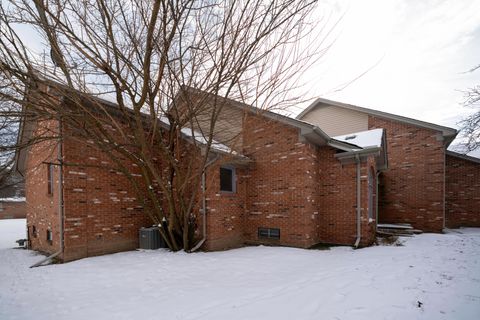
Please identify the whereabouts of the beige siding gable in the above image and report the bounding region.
[193,103,244,150]
[300,105,368,136]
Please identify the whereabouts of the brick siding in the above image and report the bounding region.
[368,116,446,232]
[241,114,319,248]
[61,125,152,262]
[203,164,247,251]
[26,119,62,255]
[445,154,480,228]
[317,147,377,246]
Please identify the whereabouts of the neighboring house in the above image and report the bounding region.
[297,98,480,231]
[0,173,26,220]
[17,85,388,262]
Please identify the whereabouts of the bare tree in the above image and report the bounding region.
[0,0,328,251]
[459,64,480,153]
[0,92,20,190]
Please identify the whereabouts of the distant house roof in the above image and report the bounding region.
[297,97,458,146]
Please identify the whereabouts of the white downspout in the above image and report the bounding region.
[30,120,64,268]
[190,155,219,252]
[354,155,362,248]
[376,171,380,224]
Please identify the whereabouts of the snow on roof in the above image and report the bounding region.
[180,127,246,158]
[332,128,384,150]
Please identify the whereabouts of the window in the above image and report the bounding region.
[258,227,280,240]
[47,164,54,195]
[220,166,235,192]
[32,225,37,238]
[46,229,53,243]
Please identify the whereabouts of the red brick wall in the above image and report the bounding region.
[368,116,446,232]
[26,118,152,261]
[445,154,480,228]
[202,111,379,250]
[317,147,377,246]
[241,114,319,248]
[25,119,62,255]
[61,128,151,262]
[0,201,26,219]
[203,164,247,250]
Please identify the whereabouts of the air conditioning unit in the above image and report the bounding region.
[139,227,165,249]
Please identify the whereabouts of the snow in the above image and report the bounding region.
[180,127,246,158]
[333,128,384,149]
[1,219,479,320]
[0,197,26,203]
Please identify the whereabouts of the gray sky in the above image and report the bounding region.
[298,0,480,136]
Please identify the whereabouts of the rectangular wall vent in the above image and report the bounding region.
[258,227,280,240]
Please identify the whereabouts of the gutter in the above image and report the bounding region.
[30,119,64,268]
[190,154,219,252]
[334,147,381,159]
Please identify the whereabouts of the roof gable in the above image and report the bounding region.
[297,97,457,145]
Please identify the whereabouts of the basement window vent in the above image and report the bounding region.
[258,227,280,240]
[46,230,53,243]
[345,135,357,140]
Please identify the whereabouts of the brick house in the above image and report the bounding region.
[297,97,480,232]
[17,86,388,262]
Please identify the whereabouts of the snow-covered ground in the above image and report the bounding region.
[1,219,479,320]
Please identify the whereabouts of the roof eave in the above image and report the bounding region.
[334,147,381,159]
[446,150,480,164]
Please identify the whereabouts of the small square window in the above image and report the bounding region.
[220,166,235,193]
[258,227,280,240]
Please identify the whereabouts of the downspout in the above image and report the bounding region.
[30,119,64,268]
[442,149,446,230]
[354,155,362,248]
[190,154,219,252]
[376,171,380,223]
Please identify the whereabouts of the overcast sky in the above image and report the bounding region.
[13,0,480,150]
[297,0,480,138]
